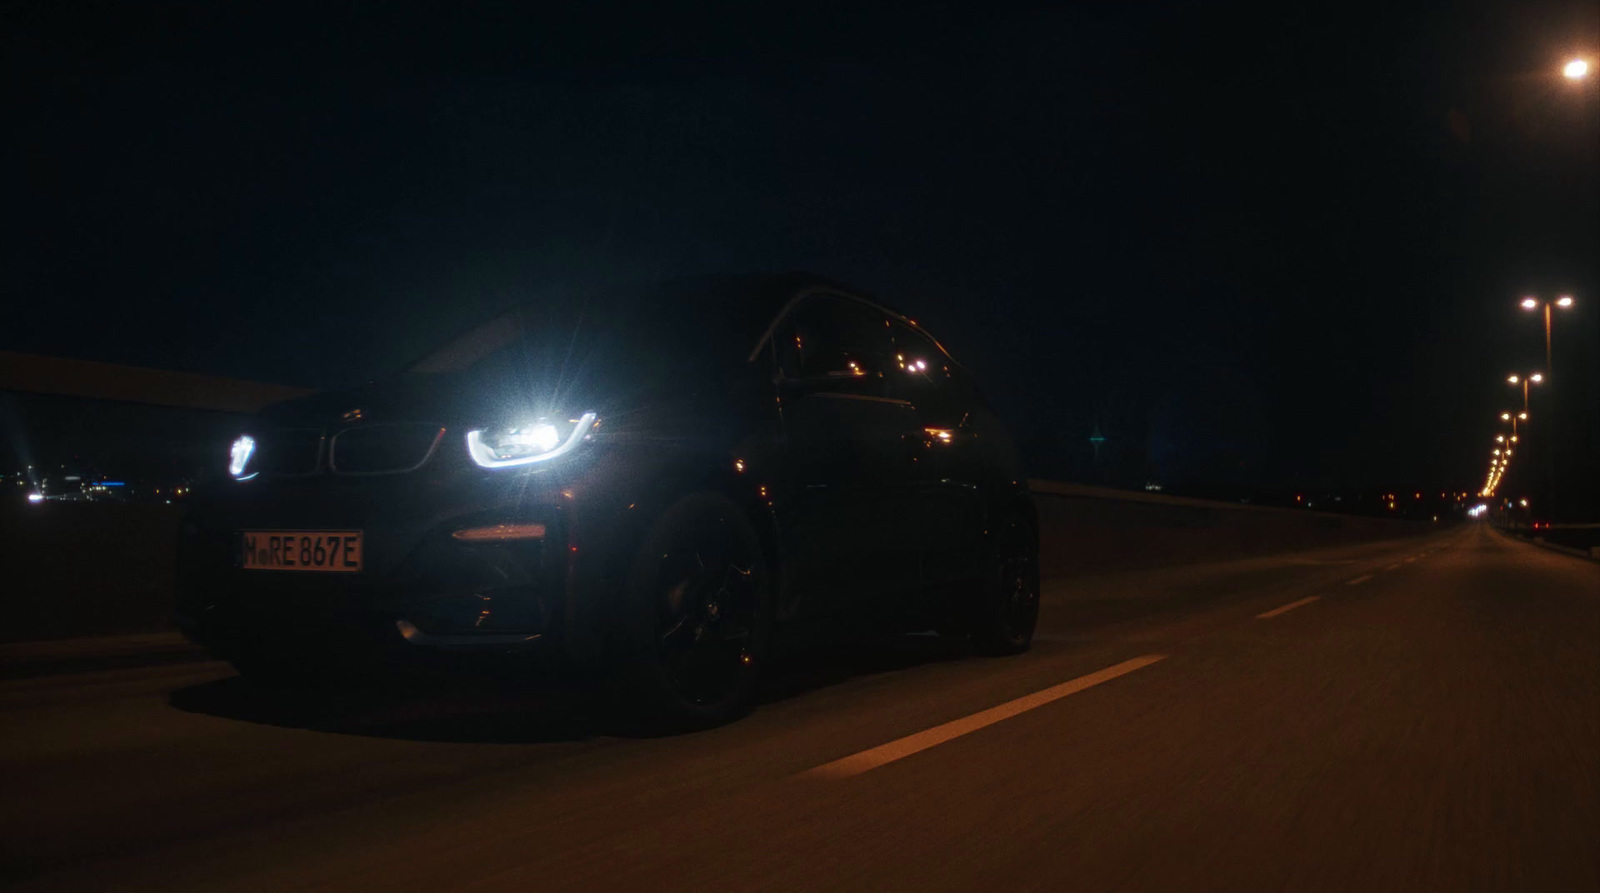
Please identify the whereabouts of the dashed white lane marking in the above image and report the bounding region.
[801,655,1167,779]
[1256,596,1321,619]
[1346,574,1374,585]
[1384,564,1402,571]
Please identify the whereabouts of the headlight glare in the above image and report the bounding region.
[229,435,256,479]
[467,412,598,468]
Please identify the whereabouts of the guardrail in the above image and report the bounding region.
[1026,479,1434,578]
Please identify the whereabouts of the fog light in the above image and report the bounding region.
[451,523,547,542]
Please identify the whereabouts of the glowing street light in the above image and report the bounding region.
[1507,371,1544,412]
[1565,58,1590,80]
[1499,411,1527,443]
[1520,295,1575,371]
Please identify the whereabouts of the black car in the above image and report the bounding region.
[176,274,1039,726]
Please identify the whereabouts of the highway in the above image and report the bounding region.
[3,524,1596,891]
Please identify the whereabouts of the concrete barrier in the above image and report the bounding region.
[1028,480,1434,578]
[1,502,184,642]
[2,482,1436,643]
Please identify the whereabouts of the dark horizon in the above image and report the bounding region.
[3,0,1597,504]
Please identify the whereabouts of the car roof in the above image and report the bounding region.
[405,271,947,375]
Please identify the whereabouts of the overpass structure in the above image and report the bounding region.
[0,352,312,414]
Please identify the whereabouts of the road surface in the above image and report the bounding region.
[3,524,1596,891]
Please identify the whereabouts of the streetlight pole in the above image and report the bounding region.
[1507,372,1543,413]
[1520,295,1575,372]
[1500,410,1527,438]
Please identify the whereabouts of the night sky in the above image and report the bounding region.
[4,1,1597,502]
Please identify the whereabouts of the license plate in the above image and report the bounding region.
[240,530,363,572]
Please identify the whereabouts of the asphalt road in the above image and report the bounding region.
[3,524,1596,891]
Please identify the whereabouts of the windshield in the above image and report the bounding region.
[407,279,783,379]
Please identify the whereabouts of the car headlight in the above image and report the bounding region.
[229,435,257,479]
[466,412,599,468]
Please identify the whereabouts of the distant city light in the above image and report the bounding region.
[27,492,44,503]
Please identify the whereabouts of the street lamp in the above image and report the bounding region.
[1507,372,1544,412]
[1565,58,1590,80]
[1520,295,1574,371]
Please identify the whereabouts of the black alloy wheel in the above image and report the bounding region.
[970,512,1040,655]
[618,493,772,728]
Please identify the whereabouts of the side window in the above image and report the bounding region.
[889,322,966,419]
[778,296,892,380]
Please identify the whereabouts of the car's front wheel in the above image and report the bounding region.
[612,492,773,730]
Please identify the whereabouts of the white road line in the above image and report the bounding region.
[1346,574,1374,585]
[1256,596,1320,619]
[801,655,1167,780]
[1384,564,1401,571]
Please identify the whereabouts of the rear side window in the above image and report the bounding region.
[777,296,893,380]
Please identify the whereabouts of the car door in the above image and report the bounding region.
[771,293,922,619]
[885,320,987,590]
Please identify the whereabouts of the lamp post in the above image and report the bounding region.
[1507,372,1543,413]
[1499,410,1527,438]
[1519,295,1574,372]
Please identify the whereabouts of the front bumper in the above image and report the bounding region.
[174,463,596,667]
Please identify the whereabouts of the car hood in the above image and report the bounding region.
[259,371,612,430]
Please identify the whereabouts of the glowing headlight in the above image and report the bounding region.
[466,412,599,468]
[229,435,256,479]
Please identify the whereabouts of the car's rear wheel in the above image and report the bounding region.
[968,510,1040,655]
[613,492,773,730]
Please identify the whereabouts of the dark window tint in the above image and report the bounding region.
[407,281,780,381]
[889,323,967,421]
[780,296,892,380]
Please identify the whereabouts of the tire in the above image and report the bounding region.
[611,492,774,730]
[968,510,1040,655]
